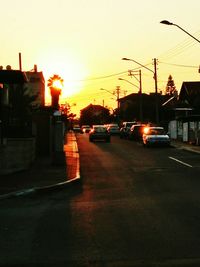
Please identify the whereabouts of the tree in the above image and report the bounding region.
[47,74,63,110]
[165,75,178,96]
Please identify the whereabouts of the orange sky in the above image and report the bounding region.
[1,0,200,116]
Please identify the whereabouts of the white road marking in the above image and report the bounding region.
[169,156,193,168]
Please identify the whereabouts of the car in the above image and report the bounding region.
[89,125,110,142]
[120,121,137,139]
[128,124,146,141]
[81,125,91,133]
[107,124,120,135]
[142,126,170,147]
[73,125,82,133]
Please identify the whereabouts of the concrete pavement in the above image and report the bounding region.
[0,131,80,200]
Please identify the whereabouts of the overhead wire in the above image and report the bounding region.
[158,61,198,69]
[64,29,200,108]
[158,30,200,60]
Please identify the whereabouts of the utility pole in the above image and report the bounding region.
[126,69,143,121]
[122,57,159,124]
[153,58,159,124]
[116,86,120,109]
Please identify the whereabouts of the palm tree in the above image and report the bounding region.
[47,74,63,110]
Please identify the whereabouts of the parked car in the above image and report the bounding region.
[89,125,110,142]
[128,124,146,141]
[73,125,82,133]
[120,121,137,139]
[107,124,120,135]
[142,126,170,147]
[81,125,91,133]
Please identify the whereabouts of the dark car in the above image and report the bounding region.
[89,125,110,142]
[107,124,120,135]
[128,124,146,141]
[81,125,91,133]
[73,125,82,133]
[120,121,137,139]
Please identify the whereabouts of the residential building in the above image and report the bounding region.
[25,65,45,108]
[118,92,170,125]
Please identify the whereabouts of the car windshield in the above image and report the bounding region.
[126,122,135,128]
[148,128,166,135]
[94,127,107,132]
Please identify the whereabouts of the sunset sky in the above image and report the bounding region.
[1,0,200,116]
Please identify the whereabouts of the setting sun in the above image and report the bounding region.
[37,48,89,106]
[52,79,63,90]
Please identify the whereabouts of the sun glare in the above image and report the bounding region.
[38,51,88,106]
[52,79,63,90]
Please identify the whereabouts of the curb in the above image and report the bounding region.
[171,142,200,154]
[0,176,81,200]
[179,146,200,154]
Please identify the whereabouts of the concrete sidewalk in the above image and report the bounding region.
[171,139,200,154]
[0,131,80,199]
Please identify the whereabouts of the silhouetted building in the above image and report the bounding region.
[25,65,45,108]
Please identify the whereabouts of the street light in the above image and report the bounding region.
[122,57,159,124]
[100,87,121,109]
[160,20,200,44]
[118,78,140,91]
[122,58,155,76]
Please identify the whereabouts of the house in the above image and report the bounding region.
[0,69,35,173]
[0,69,28,105]
[118,92,171,125]
[179,81,200,113]
[0,66,46,137]
[80,104,110,125]
[167,81,200,144]
[0,65,45,108]
[25,65,45,108]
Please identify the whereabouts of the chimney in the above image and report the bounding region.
[34,64,37,72]
[19,52,22,71]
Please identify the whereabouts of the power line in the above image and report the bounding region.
[158,30,200,60]
[159,61,198,69]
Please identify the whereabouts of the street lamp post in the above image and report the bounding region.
[160,20,200,44]
[118,77,140,91]
[122,57,159,124]
[100,87,121,122]
[100,87,120,109]
[118,76,143,121]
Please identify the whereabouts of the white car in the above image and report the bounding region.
[142,126,170,147]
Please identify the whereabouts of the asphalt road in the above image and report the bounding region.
[1,134,200,267]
